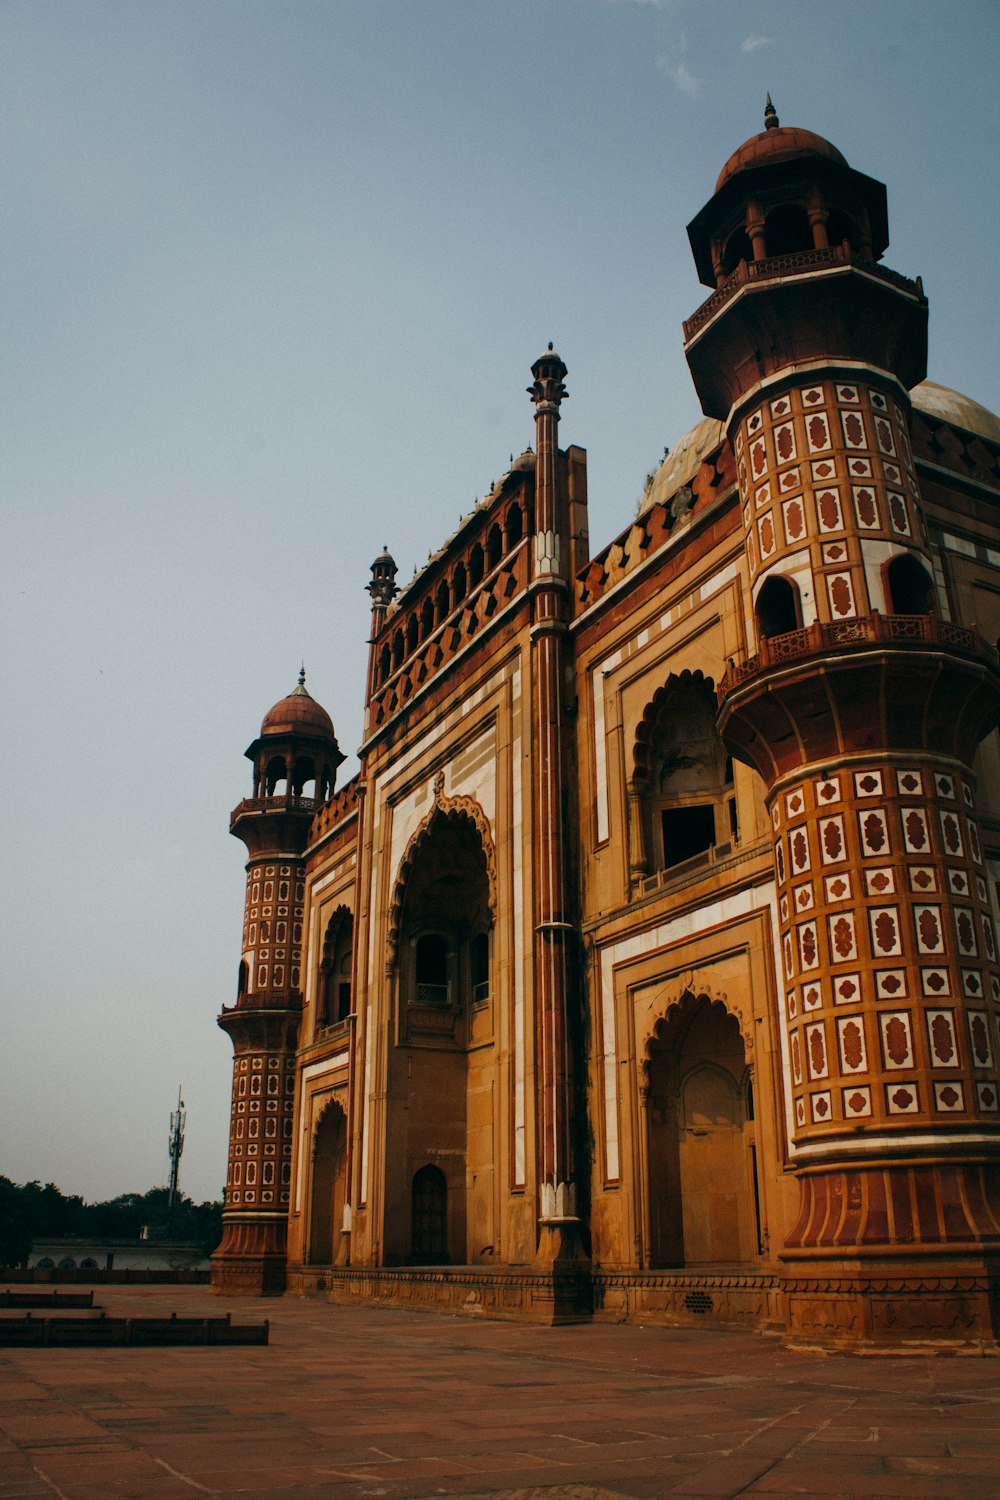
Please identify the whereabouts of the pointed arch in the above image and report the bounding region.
[639,982,754,1087]
[631,668,718,787]
[386,780,497,976]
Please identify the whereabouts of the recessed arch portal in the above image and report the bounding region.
[643,990,760,1268]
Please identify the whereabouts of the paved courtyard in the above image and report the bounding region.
[2,1284,1000,1499]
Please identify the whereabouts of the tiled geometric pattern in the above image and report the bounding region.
[734,377,931,627]
[773,761,1000,1144]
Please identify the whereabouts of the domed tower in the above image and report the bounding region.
[211,671,344,1296]
[686,104,1000,1339]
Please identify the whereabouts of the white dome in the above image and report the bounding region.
[912,382,1000,444]
[639,416,725,516]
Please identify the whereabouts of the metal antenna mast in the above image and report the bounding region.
[167,1087,186,1208]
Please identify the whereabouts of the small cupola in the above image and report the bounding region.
[688,97,889,290]
[247,668,345,803]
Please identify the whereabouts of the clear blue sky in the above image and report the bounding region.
[2,0,998,1205]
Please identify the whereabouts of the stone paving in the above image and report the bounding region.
[1,1284,999,1499]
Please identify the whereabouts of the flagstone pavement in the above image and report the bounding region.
[2,1284,999,1499]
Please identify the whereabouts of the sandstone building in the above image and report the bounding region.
[211,106,1000,1348]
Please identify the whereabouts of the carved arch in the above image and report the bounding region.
[311,1093,347,1155]
[639,982,753,1099]
[385,775,497,976]
[631,669,717,788]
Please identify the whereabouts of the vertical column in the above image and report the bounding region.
[527,345,584,1262]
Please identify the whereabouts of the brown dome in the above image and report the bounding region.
[260,671,335,738]
[716,126,847,192]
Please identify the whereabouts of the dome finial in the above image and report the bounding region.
[298,663,306,688]
[764,92,779,130]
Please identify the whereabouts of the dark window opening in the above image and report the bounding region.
[764,203,812,257]
[469,544,484,587]
[505,503,523,548]
[487,524,503,570]
[722,226,753,275]
[662,804,716,867]
[756,575,800,639]
[886,553,935,615]
[451,563,467,608]
[472,932,489,1005]
[237,960,248,999]
[826,208,858,254]
[415,933,448,1005]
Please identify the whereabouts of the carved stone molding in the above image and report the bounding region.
[639,980,754,1090]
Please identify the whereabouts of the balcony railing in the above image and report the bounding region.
[683,246,924,342]
[718,614,997,700]
[230,794,318,823]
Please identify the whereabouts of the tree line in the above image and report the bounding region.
[0,1178,222,1267]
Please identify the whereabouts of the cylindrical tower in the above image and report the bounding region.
[685,106,1000,1337]
[211,671,344,1295]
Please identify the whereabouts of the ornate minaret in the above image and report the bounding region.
[212,672,344,1295]
[686,105,1000,1324]
[527,345,585,1265]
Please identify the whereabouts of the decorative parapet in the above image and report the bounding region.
[683,246,924,344]
[575,443,737,610]
[718,614,998,700]
[368,538,530,731]
[310,777,360,842]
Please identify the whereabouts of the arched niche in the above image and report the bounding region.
[756,573,801,640]
[317,906,353,1027]
[641,990,760,1269]
[884,552,935,616]
[308,1098,347,1266]
[630,671,736,880]
[383,779,498,1266]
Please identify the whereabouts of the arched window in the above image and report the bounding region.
[318,910,353,1026]
[406,613,418,656]
[79,1257,98,1270]
[451,563,467,609]
[379,644,391,683]
[885,553,935,615]
[756,575,801,640]
[826,207,858,254]
[411,1164,448,1263]
[486,524,503,570]
[237,960,248,999]
[415,933,449,1005]
[435,579,450,626]
[420,596,434,641]
[469,543,484,587]
[722,225,753,275]
[264,755,287,796]
[505,503,523,549]
[641,676,734,874]
[764,203,812,257]
[391,630,404,669]
[291,757,316,798]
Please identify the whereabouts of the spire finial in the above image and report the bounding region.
[764,92,779,130]
[298,663,306,688]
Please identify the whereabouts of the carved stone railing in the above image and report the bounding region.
[683,247,924,342]
[230,794,317,820]
[718,614,998,700]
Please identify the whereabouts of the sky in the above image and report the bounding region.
[2,0,998,1207]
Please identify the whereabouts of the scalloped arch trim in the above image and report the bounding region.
[385,782,497,976]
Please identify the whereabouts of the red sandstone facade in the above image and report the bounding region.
[212,108,1000,1348]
